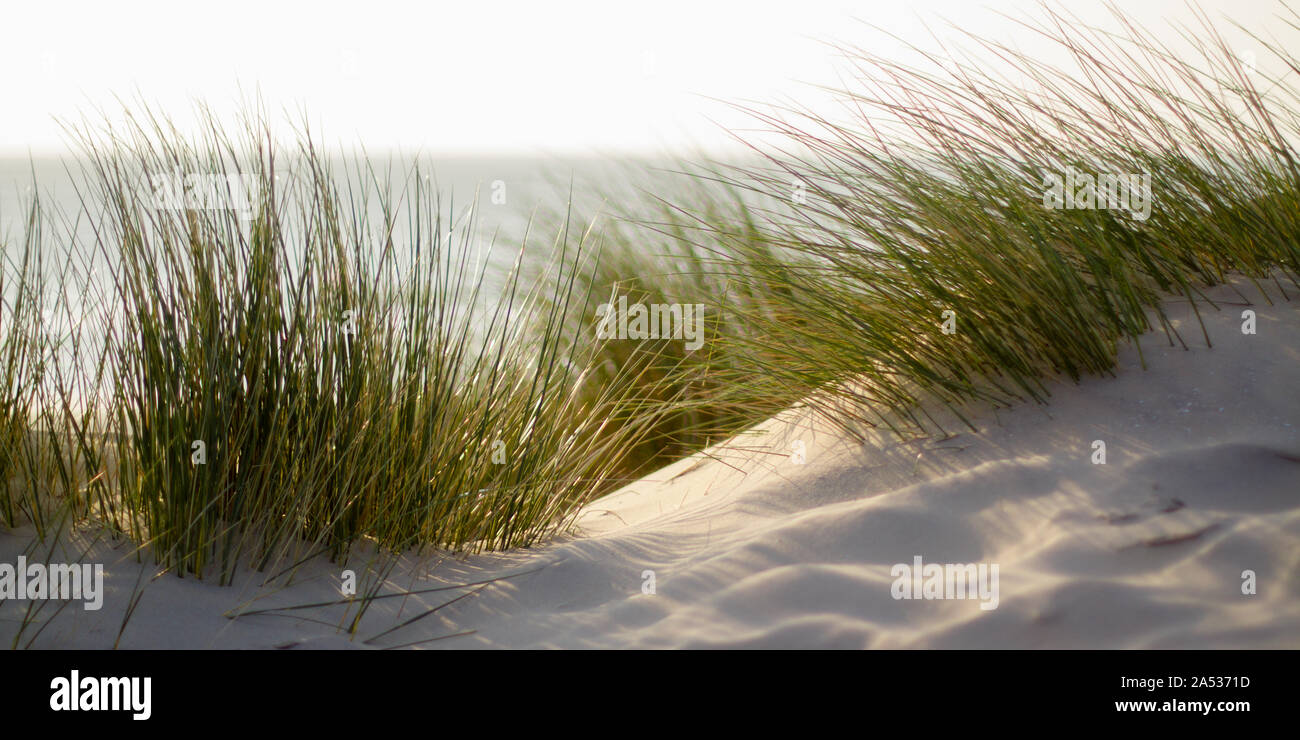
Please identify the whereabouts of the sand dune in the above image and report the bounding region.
[3,275,1297,649]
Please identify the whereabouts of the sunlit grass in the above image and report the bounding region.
[0,197,48,530]
[577,2,1300,442]
[1,106,673,582]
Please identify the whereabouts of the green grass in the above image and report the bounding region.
[558,2,1300,443]
[521,164,804,475]
[11,106,673,583]
[0,197,48,530]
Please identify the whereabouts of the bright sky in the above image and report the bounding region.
[0,0,1287,156]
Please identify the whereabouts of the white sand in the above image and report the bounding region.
[3,275,1298,649]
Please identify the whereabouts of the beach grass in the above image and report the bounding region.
[562,2,1300,444]
[0,198,48,531]
[10,106,675,581]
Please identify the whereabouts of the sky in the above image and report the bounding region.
[0,0,1288,157]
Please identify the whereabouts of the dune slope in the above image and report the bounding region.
[2,275,1298,649]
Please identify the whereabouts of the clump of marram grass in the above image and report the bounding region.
[619,1,1300,441]
[34,105,672,582]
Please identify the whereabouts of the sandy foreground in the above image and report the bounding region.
[3,275,1298,649]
